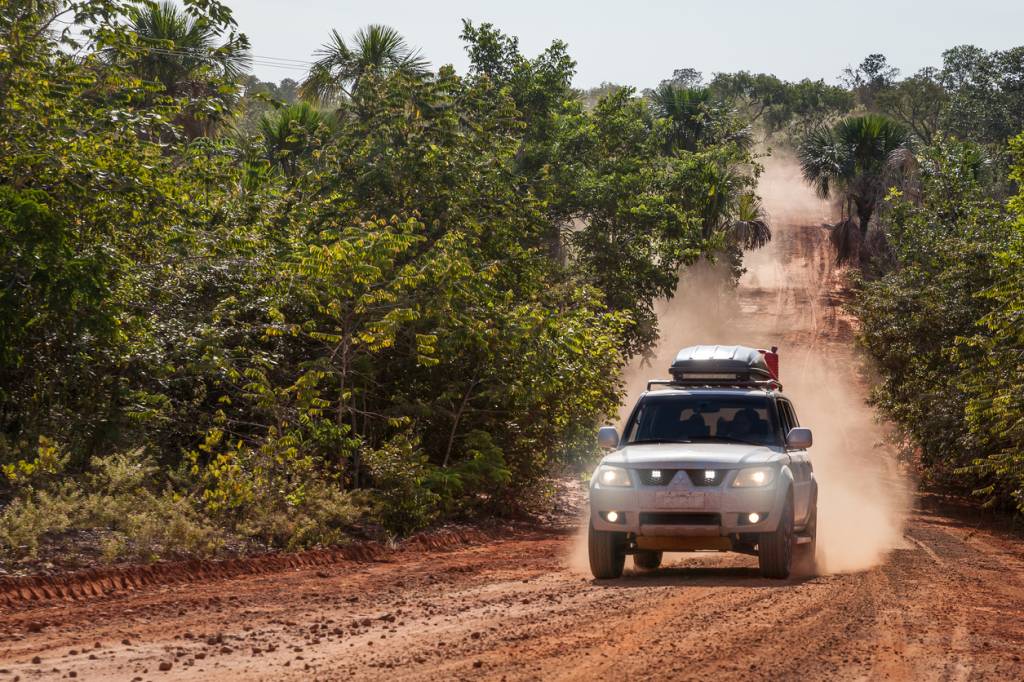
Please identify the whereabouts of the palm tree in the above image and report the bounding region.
[300,25,429,105]
[258,102,335,176]
[650,83,753,154]
[731,193,772,249]
[689,162,772,253]
[650,84,712,152]
[798,114,912,260]
[123,1,250,137]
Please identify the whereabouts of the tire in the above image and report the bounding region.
[758,494,794,579]
[633,550,663,571]
[588,522,625,579]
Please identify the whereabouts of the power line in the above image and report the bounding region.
[61,30,317,73]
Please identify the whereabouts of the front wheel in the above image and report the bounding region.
[633,550,662,570]
[588,522,625,579]
[758,495,794,579]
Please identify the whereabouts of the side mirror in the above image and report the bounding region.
[598,426,620,450]
[787,427,812,450]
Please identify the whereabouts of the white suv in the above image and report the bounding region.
[589,345,817,579]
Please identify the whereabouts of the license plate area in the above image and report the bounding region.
[654,491,705,510]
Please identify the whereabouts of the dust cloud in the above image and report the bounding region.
[784,350,911,574]
[567,517,592,577]
[611,152,911,575]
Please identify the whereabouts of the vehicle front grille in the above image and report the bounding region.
[636,469,678,486]
[636,469,725,487]
[685,470,724,487]
[639,512,721,526]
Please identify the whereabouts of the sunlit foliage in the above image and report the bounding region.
[0,2,763,557]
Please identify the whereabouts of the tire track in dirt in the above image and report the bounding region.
[5,512,1019,681]
[0,529,494,611]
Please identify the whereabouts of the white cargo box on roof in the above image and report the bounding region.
[670,345,774,381]
[643,344,782,391]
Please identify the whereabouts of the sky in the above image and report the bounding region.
[230,0,1024,89]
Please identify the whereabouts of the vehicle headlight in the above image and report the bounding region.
[731,467,777,488]
[595,465,632,488]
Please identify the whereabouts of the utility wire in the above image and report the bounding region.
[61,30,317,73]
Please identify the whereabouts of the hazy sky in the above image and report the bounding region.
[231,0,1024,89]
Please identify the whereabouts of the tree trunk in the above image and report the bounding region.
[442,379,479,468]
[856,201,873,235]
[336,336,358,487]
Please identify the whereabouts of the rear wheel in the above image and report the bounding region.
[758,495,794,579]
[633,550,662,570]
[588,522,625,579]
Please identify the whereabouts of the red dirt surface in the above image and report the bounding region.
[1,513,1022,680]
[2,157,1023,681]
[0,530,489,610]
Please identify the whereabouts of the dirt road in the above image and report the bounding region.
[3,159,1024,681]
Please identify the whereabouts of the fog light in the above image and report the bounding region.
[748,512,761,524]
[651,470,662,480]
[704,470,716,481]
[606,511,619,523]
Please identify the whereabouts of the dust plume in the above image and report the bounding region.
[614,152,911,574]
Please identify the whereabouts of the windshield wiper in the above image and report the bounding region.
[627,438,692,445]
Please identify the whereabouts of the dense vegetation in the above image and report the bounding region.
[0,1,764,563]
[793,53,1024,514]
[3,3,1022,568]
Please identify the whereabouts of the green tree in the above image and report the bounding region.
[0,0,245,462]
[876,68,947,144]
[708,72,853,140]
[257,102,335,176]
[649,84,715,152]
[841,53,899,109]
[234,76,301,134]
[562,87,757,353]
[459,21,577,187]
[0,187,120,455]
[798,114,913,261]
[731,193,772,250]
[855,139,1013,504]
[959,134,1024,512]
[0,2,772,553]
[940,45,1024,147]
[123,0,251,137]
[659,67,703,89]
[300,25,430,105]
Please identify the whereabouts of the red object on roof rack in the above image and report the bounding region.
[758,346,780,381]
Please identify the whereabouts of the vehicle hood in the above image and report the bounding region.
[602,442,782,467]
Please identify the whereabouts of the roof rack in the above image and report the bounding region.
[646,378,783,392]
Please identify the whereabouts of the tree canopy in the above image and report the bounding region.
[0,2,766,560]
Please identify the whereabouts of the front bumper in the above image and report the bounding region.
[590,477,784,536]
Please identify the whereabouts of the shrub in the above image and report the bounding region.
[0,445,225,562]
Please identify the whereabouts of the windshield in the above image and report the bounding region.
[625,394,780,447]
